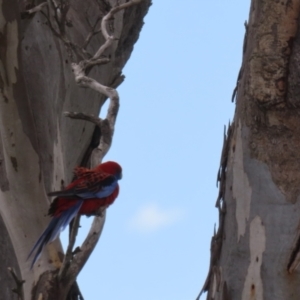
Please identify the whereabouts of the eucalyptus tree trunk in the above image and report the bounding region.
[0,0,150,299]
[200,0,300,299]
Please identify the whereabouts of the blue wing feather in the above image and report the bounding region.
[78,180,118,199]
[28,200,83,269]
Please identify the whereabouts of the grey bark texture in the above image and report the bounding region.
[0,0,151,299]
[200,0,300,299]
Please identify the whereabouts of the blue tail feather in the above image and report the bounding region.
[28,200,83,269]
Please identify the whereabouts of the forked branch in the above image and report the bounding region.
[57,0,144,293]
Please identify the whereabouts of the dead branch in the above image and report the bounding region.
[66,212,106,277]
[58,0,70,36]
[58,215,80,281]
[22,2,48,16]
[64,112,102,127]
[40,3,89,60]
[57,0,144,293]
[82,16,102,50]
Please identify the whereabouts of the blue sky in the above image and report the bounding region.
[61,1,250,299]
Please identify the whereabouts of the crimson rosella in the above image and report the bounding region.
[28,161,122,268]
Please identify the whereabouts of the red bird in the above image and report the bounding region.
[28,161,122,268]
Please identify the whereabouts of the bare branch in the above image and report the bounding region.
[70,63,119,150]
[61,1,70,31]
[39,0,141,62]
[41,4,89,60]
[82,17,102,50]
[57,213,106,295]
[66,213,106,279]
[64,112,102,127]
[94,0,142,59]
[58,215,80,281]
[40,10,61,39]
[56,0,70,36]
[50,0,61,25]
[58,0,144,293]
[72,63,117,95]
[22,2,48,15]
[46,0,58,31]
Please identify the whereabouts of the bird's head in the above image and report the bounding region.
[99,161,122,180]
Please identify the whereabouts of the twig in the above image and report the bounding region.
[64,112,102,127]
[74,0,142,69]
[64,111,115,161]
[94,0,142,60]
[8,267,25,300]
[40,10,61,39]
[66,213,106,277]
[48,0,70,37]
[82,17,102,50]
[50,0,61,25]
[59,0,70,36]
[41,8,89,60]
[58,215,80,280]
[22,2,48,16]
[46,0,57,33]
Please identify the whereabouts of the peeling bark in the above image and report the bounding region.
[232,121,251,241]
[202,0,300,299]
[241,216,265,300]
